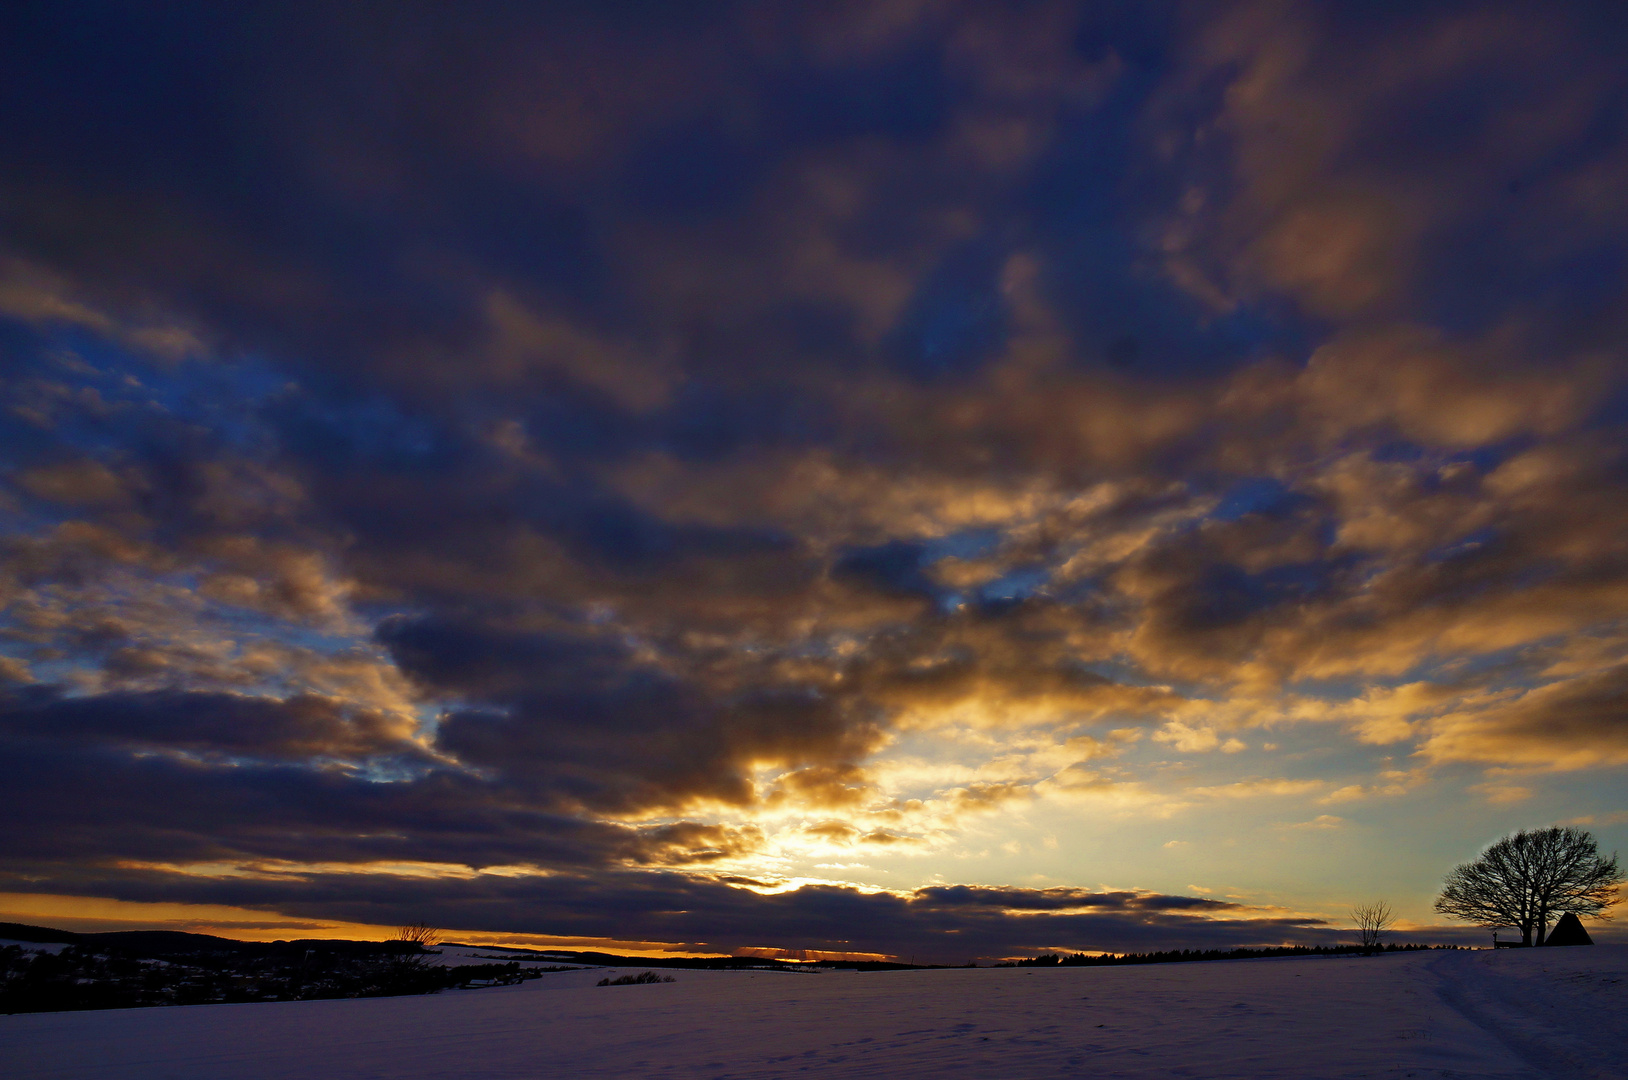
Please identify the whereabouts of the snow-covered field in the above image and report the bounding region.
[4,945,1623,1079]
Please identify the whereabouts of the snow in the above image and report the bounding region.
[429,945,588,969]
[0,940,69,955]
[3,946,1623,1078]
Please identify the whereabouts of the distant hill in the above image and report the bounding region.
[0,922,414,959]
[0,922,81,944]
[87,930,247,951]
[1,926,550,1013]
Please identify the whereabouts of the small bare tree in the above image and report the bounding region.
[1351,900,1396,955]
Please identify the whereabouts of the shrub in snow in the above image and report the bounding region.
[597,971,676,986]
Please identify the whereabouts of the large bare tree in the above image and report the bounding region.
[1435,827,1623,946]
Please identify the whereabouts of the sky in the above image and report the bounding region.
[2,0,1627,964]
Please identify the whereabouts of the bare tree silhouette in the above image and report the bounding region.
[1351,900,1396,955]
[396,923,442,950]
[1435,827,1622,946]
[375,922,444,993]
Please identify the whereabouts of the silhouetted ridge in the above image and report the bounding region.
[0,923,81,944]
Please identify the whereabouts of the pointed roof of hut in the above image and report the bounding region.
[1545,911,1593,946]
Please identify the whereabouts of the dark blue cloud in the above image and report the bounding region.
[833,540,937,600]
[380,616,876,811]
[0,685,417,762]
[888,239,1011,381]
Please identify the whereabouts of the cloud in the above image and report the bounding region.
[1560,810,1628,827]
[381,615,886,814]
[0,866,1344,965]
[765,764,880,810]
[0,0,1626,953]
[0,257,206,361]
[1160,0,1628,328]
[1153,721,1229,753]
[0,720,770,876]
[1469,782,1532,805]
[1189,778,1323,801]
[0,686,418,763]
[1281,815,1343,830]
[1419,665,1628,770]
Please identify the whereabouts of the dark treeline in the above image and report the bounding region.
[0,923,568,1014]
[444,944,916,972]
[996,943,1460,968]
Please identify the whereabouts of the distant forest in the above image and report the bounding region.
[0,923,559,1014]
[996,944,1459,967]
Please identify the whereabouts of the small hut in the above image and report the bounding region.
[1544,912,1593,946]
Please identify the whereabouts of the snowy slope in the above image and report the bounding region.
[3,946,1623,1079]
[0,940,69,955]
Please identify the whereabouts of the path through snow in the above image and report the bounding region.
[1425,945,1627,1079]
